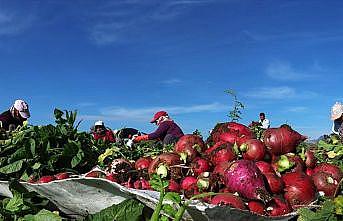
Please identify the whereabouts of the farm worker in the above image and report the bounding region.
[134,111,184,145]
[0,99,30,131]
[330,102,343,138]
[258,112,270,129]
[92,120,116,142]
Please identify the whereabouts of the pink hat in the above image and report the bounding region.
[331,102,343,120]
[150,111,168,123]
[13,99,30,119]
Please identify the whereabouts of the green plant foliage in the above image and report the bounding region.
[297,198,342,221]
[225,89,244,122]
[0,109,99,180]
[84,199,144,221]
[0,180,62,220]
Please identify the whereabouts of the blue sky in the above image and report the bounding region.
[0,0,342,139]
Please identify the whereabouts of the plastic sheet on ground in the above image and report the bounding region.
[0,178,296,221]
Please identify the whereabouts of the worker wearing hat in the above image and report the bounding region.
[134,111,184,145]
[92,120,116,142]
[331,102,343,138]
[0,99,30,131]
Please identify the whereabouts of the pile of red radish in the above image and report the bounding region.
[31,122,343,218]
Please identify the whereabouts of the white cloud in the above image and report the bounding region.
[87,1,214,45]
[76,102,96,107]
[0,10,35,36]
[266,62,314,81]
[79,102,227,122]
[245,86,295,99]
[285,106,308,113]
[161,78,182,85]
[244,86,317,100]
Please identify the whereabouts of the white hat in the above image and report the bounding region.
[94,120,104,126]
[331,102,343,120]
[13,99,30,119]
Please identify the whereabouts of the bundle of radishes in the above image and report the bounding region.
[79,123,343,217]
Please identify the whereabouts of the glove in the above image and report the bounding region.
[134,135,149,142]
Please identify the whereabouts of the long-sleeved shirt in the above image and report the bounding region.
[148,120,184,141]
[93,129,116,143]
[0,110,23,131]
[332,119,342,135]
[259,118,270,129]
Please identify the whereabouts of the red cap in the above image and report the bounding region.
[150,111,168,123]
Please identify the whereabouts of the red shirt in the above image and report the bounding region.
[93,130,116,142]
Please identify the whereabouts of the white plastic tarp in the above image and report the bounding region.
[0,178,296,221]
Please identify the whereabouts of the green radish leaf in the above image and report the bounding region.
[160,215,170,221]
[20,171,30,181]
[22,209,62,221]
[334,196,343,215]
[162,204,177,217]
[0,160,24,174]
[71,148,84,168]
[32,162,41,170]
[85,199,144,221]
[5,191,24,213]
[8,147,29,163]
[162,180,169,189]
[53,109,64,120]
[164,192,181,204]
[29,138,36,156]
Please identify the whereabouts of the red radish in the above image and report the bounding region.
[267,196,292,216]
[208,122,255,145]
[218,130,239,144]
[37,175,55,183]
[213,161,231,177]
[135,157,152,170]
[190,157,210,176]
[263,149,277,162]
[219,187,231,193]
[181,176,199,198]
[133,178,151,190]
[85,171,105,178]
[282,172,316,207]
[54,172,69,180]
[174,134,205,162]
[148,153,182,180]
[223,160,271,203]
[248,201,265,215]
[205,142,236,166]
[263,125,307,155]
[306,168,314,176]
[304,150,317,168]
[211,162,231,191]
[122,180,133,188]
[168,179,180,193]
[255,161,274,174]
[219,131,254,146]
[239,139,266,161]
[312,172,339,198]
[210,193,246,210]
[263,173,284,194]
[227,122,255,138]
[105,174,117,182]
[207,122,232,144]
[313,163,343,182]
